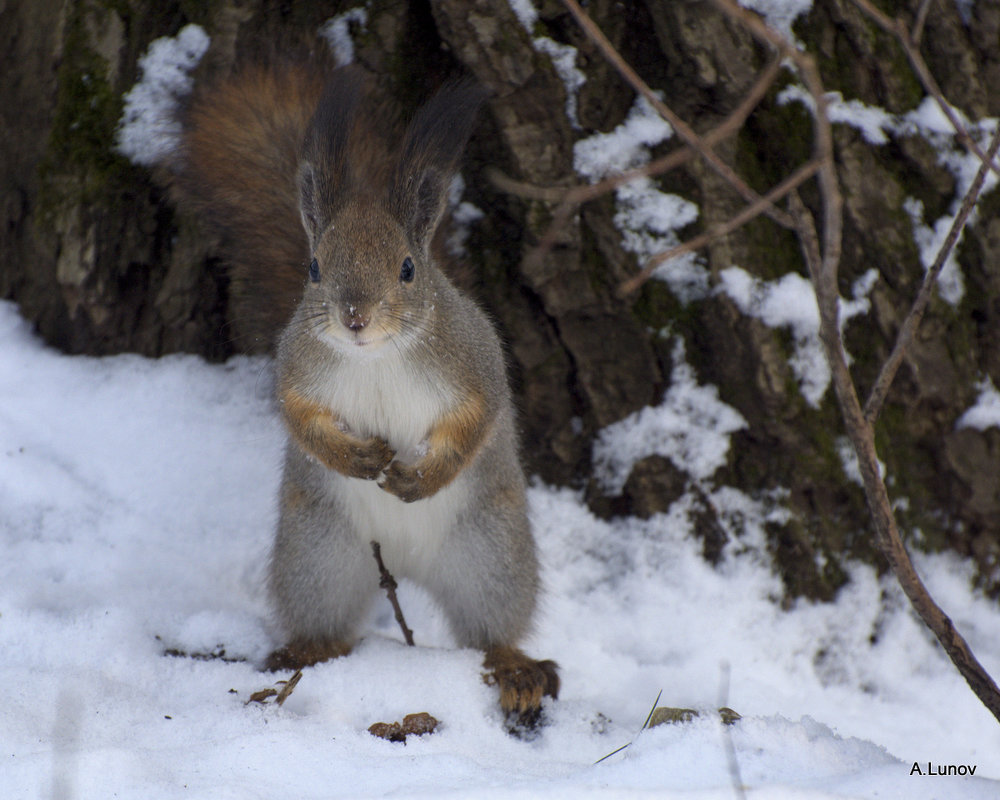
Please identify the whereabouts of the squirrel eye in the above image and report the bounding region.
[400,256,415,283]
[308,257,320,283]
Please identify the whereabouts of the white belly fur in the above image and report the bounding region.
[317,344,466,578]
[329,470,469,580]
[319,344,449,453]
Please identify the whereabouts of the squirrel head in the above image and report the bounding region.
[295,68,484,353]
[301,196,424,350]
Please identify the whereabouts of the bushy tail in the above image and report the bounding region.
[176,62,326,350]
[174,61,483,350]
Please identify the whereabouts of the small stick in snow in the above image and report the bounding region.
[371,540,415,646]
[275,669,302,706]
[245,669,302,707]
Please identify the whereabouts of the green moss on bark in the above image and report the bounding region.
[36,5,142,223]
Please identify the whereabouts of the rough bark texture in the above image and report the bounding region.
[2,0,999,601]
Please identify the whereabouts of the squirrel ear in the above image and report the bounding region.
[298,161,328,250]
[298,67,373,249]
[392,80,486,255]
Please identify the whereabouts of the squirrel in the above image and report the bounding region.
[171,58,558,723]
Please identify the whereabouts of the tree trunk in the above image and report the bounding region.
[3,0,999,601]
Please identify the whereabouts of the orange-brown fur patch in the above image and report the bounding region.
[422,390,490,487]
[380,390,492,501]
[279,385,394,478]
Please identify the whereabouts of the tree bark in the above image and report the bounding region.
[3,0,999,601]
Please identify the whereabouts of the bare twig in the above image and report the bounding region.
[710,0,843,284]
[910,0,934,45]
[497,56,783,206]
[275,669,303,706]
[791,192,1000,724]
[486,168,568,202]
[849,0,1000,176]
[371,540,415,646]
[713,0,1000,726]
[561,0,796,230]
[864,125,1000,424]
[514,56,784,271]
[618,158,822,296]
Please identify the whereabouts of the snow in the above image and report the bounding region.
[507,0,539,30]
[115,10,367,169]
[115,24,210,166]
[508,0,586,128]
[573,96,674,176]
[777,89,1000,307]
[4,298,1000,797]
[835,436,885,486]
[319,7,368,67]
[574,96,708,302]
[533,38,587,128]
[717,266,877,407]
[445,175,485,258]
[957,378,1000,431]
[777,86,895,146]
[902,197,965,305]
[593,338,747,493]
[738,0,814,41]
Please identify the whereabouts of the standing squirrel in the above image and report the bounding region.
[172,59,558,723]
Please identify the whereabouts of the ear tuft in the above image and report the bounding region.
[391,80,487,255]
[297,161,323,249]
[297,66,375,245]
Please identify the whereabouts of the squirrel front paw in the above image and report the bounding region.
[378,460,433,503]
[342,436,395,480]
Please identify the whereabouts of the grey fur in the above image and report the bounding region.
[268,71,537,653]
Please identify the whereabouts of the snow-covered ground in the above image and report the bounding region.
[2,298,998,798]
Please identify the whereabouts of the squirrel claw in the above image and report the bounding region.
[347,437,395,480]
[378,461,430,503]
[483,646,560,731]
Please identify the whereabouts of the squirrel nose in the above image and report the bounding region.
[341,305,370,332]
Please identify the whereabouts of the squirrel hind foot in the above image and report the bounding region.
[263,637,353,672]
[483,646,560,731]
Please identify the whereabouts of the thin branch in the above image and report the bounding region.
[371,540,415,646]
[497,56,783,206]
[911,0,934,45]
[560,0,796,230]
[618,158,822,296]
[902,49,999,176]
[864,125,1000,424]
[849,0,1000,177]
[594,690,662,765]
[275,669,303,706]
[790,192,1000,725]
[516,56,784,272]
[486,168,567,202]
[709,0,844,290]
[715,0,1000,726]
